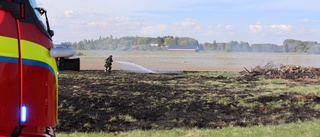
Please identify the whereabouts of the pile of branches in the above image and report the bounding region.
[241,61,320,79]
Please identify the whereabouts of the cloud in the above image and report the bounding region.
[86,17,151,39]
[140,24,167,35]
[250,23,292,34]
[267,24,292,31]
[37,0,320,44]
[87,17,142,29]
[206,24,235,35]
[297,18,317,23]
[249,23,263,33]
[64,10,75,18]
[174,19,197,28]
[225,25,234,31]
[173,19,202,34]
[295,27,318,35]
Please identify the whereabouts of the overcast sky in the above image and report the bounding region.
[36,0,319,45]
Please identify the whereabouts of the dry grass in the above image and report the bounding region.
[76,50,320,72]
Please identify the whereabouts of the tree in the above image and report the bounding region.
[164,37,175,46]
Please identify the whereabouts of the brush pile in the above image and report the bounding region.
[241,61,320,80]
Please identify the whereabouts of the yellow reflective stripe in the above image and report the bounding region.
[21,40,59,121]
[0,36,58,122]
[21,40,58,76]
[0,37,57,77]
[0,36,19,58]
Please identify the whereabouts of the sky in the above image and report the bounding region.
[36,0,319,45]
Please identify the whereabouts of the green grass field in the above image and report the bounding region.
[57,119,320,137]
[58,51,320,136]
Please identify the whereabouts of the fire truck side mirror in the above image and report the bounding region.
[50,47,76,58]
[35,7,54,37]
[49,30,54,37]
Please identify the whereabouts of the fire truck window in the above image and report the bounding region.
[29,0,47,30]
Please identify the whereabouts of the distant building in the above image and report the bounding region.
[131,45,139,50]
[150,44,159,47]
[168,45,200,52]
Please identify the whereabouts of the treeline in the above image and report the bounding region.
[61,36,199,51]
[60,36,320,54]
[202,39,320,53]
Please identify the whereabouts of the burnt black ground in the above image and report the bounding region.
[56,70,320,132]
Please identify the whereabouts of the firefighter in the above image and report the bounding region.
[105,55,113,72]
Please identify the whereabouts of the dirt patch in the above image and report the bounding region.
[56,70,320,132]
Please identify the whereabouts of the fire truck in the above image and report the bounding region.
[0,0,77,136]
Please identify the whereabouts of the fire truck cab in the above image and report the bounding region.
[0,0,75,136]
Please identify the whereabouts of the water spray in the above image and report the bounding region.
[115,61,155,73]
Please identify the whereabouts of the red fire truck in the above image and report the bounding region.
[0,0,77,136]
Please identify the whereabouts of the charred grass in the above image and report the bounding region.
[56,70,320,133]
